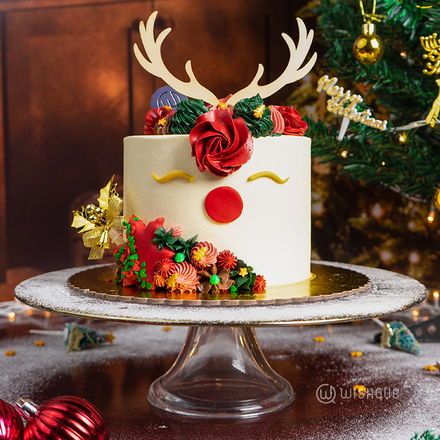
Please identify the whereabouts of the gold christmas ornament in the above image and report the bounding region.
[353,0,386,65]
[353,21,385,65]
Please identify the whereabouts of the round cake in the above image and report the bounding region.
[71,10,318,297]
[123,134,311,287]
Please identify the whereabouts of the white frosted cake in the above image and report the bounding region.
[123,134,311,287]
[72,10,317,296]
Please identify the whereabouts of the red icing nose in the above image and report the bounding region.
[205,186,243,224]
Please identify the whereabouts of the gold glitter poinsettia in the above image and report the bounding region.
[71,176,128,259]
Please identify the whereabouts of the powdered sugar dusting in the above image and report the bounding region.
[0,316,439,439]
[14,262,427,326]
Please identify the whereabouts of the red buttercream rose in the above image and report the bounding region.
[190,110,253,177]
[143,107,176,135]
[272,105,307,136]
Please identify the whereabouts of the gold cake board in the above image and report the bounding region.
[67,263,371,307]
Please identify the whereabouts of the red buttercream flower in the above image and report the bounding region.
[253,275,267,292]
[217,250,238,271]
[143,106,176,135]
[155,257,176,279]
[272,106,307,136]
[190,110,253,177]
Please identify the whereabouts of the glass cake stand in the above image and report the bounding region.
[14,261,427,420]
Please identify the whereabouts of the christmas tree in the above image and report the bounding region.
[290,0,440,293]
[308,0,439,205]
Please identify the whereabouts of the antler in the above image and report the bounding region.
[134,11,219,106]
[226,18,317,107]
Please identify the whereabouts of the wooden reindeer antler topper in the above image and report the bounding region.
[226,19,317,107]
[134,11,317,107]
[134,11,219,106]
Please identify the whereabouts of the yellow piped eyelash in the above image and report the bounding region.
[247,172,289,184]
[152,171,194,183]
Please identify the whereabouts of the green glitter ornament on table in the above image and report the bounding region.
[30,323,115,353]
[411,430,440,440]
[380,321,421,354]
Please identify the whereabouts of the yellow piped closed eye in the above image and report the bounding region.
[152,171,194,183]
[247,172,289,184]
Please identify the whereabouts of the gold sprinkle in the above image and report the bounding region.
[163,105,172,111]
[192,247,206,262]
[351,351,363,357]
[353,384,366,393]
[239,267,248,277]
[424,365,437,371]
[253,104,266,118]
[217,102,227,110]
[163,326,172,332]
[5,350,16,356]
[315,336,325,342]
[35,341,45,347]
[166,273,178,288]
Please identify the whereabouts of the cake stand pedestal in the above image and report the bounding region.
[14,261,427,420]
[147,326,294,418]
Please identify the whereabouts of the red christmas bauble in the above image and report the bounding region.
[16,396,109,440]
[0,398,24,440]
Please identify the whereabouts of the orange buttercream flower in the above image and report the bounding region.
[191,242,217,269]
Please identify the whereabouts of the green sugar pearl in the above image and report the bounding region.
[210,274,220,285]
[174,253,185,263]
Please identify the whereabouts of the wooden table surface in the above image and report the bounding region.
[0,304,439,440]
